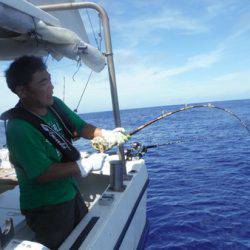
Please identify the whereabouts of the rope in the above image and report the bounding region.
[72,59,82,81]
[85,9,99,49]
[72,10,102,112]
[31,17,43,46]
[74,71,93,113]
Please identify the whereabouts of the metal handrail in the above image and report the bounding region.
[39,2,127,177]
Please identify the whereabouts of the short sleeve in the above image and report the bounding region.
[53,97,86,136]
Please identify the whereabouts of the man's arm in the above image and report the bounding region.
[52,98,103,139]
[37,162,80,183]
[80,123,102,139]
[37,123,104,183]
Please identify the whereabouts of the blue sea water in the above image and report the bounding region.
[1,99,250,249]
[78,99,250,250]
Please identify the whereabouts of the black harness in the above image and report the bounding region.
[0,100,80,163]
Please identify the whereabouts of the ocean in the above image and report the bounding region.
[1,99,250,249]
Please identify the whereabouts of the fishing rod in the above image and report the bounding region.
[128,103,250,136]
[92,103,250,152]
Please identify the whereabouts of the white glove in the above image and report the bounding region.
[77,153,107,177]
[101,127,130,149]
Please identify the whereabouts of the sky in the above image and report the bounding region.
[1,0,250,114]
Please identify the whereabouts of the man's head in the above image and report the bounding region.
[5,56,54,108]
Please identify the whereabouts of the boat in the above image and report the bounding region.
[0,1,149,249]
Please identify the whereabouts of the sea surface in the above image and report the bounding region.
[1,99,250,249]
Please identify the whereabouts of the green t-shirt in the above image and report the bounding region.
[6,97,86,210]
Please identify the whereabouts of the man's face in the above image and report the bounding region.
[23,70,54,108]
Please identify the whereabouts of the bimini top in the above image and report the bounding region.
[0,0,105,72]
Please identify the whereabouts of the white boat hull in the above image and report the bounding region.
[1,158,149,249]
[60,159,149,249]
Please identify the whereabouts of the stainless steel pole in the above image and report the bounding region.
[39,2,127,175]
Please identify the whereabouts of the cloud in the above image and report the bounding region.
[145,48,223,80]
[205,1,238,17]
[112,8,209,47]
[229,12,250,40]
[204,1,250,42]
[1,0,249,114]
[179,70,250,102]
[213,70,250,84]
[126,10,208,34]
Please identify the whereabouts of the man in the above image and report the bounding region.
[2,56,128,249]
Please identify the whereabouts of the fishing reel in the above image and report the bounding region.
[125,142,148,160]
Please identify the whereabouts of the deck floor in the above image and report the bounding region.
[0,168,17,194]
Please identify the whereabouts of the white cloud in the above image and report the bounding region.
[205,1,238,17]
[146,48,223,80]
[229,13,250,40]
[127,10,208,34]
[213,70,250,84]
[1,0,249,114]
[112,8,209,47]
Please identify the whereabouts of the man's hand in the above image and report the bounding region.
[91,127,130,152]
[77,153,107,177]
[102,127,130,146]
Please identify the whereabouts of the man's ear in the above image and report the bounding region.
[15,85,27,98]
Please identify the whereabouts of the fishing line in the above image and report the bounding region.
[144,136,208,149]
[125,137,208,160]
[125,134,248,159]
[132,133,248,150]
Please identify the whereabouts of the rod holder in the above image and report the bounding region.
[109,160,125,191]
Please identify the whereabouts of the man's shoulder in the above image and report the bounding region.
[53,96,65,106]
[52,96,76,116]
[7,118,41,135]
[52,96,70,112]
[8,118,32,128]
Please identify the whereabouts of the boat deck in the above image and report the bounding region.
[0,172,110,245]
[0,168,17,194]
[0,158,148,249]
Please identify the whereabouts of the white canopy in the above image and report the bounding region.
[0,0,105,72]
[28,0,89,43]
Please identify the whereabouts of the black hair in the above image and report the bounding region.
[5,56,47,93]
